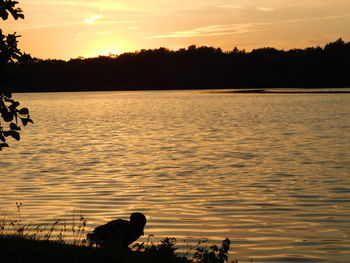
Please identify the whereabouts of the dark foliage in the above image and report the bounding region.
[132,237,191,263]
[4,39,350,93]
[0,0,23,20]
[0,235,235,263]
[0,0,33,150]
[193,238,236,263]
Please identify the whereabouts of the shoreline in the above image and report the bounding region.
[208,89,350,94]
[12,87,350,94]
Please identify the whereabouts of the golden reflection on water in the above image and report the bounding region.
[1,91,350,263]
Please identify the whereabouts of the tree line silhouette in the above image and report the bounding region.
[5,38,350,92]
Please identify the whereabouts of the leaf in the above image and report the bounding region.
[20,117,33,126]
[21,117,28,126]
[0,10,9,20]
[3,131,12,137]
[10,122,21,131]
[2,111,13,122]
[0,143,9,151]
[0,134,5,142]
[4,98,15,103]
[19,107,29,115]
[11,101,20,109]
[10,130,20,141]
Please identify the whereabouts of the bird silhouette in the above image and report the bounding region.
[87,212,147,248]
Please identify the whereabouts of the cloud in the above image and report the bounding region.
[256,7,274,12]
[27,1,77,7]
[27,1,132,11]
[216,5,244,9]
[284,13,350,23]
[84,15,102,24]
[151,24,258,38]
[20,18,141,30]
[150,11,350,39]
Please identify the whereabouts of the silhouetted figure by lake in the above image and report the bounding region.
[87,212,147,248]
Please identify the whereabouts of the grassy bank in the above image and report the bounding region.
[0,210,236,263]
[0,234,184,263]
[0,234,234,263]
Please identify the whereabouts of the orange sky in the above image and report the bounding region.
[2,0,350,60]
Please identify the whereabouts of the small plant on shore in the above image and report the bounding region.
[131,236,192,263]
[0,204,87,243]
[192,238,236,263]
[132,236,236,263]
[72,213,87,245]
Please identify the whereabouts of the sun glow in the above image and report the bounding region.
[83,35,135,59]
[89,48,124,58]
[5,0,350,59]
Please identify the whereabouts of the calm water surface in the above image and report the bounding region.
[1,90,350,262]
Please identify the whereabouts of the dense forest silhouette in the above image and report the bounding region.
[4,38,350,92]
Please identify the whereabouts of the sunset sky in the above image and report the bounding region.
[2,0,350,60]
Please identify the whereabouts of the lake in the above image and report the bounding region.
[1,90,350,262]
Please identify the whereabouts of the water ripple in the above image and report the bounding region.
[1,91,350,263]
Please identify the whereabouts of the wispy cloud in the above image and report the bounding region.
[84,15,102,24]
[128,26,139,30]
[27,1,131,11]
[20,19,141,30]
[151,12,350,39]
[151,24,257,38]
[256,7,274,12]
[95,26,139,35]
[216,5,244,9]
[283,13,350,23]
